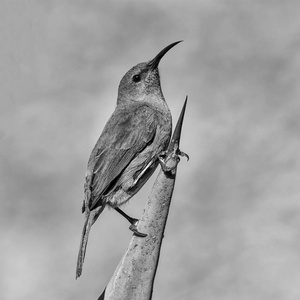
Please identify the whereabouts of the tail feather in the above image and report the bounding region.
[76,205,106,279]
[76,210,94,279]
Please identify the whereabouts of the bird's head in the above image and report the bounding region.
[117,41,182,104]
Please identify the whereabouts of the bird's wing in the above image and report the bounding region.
[87,104,157,210]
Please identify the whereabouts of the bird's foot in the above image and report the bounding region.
[114,207,147,237]
[158,145,189,174]
[129,219,147,237]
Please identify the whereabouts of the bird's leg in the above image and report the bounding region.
[158,144,189,174]
[114,207,147,237]
[132,158,155,186]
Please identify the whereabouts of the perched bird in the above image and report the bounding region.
[76,41,182,279]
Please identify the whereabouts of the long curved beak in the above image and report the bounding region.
[148,41,182,70]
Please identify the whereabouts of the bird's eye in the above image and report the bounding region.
[132,74,141,82]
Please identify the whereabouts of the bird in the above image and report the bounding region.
[76,41,182,279]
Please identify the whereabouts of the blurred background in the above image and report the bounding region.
[2,0,300,299]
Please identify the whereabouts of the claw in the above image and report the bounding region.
[129,219,147,237]
[157,150,167,160]
[176,149,189,161]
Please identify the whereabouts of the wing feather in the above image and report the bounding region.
[86,104,157,209]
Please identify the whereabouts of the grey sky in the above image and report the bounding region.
[2,1,300,299]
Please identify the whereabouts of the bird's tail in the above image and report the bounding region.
[76,206,105,279]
